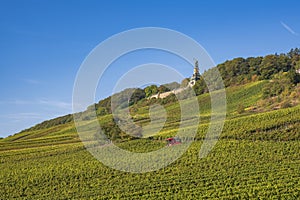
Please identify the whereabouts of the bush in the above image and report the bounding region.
[237,104,245,114]
[280,101,291,108]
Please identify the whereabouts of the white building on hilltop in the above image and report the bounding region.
[150,60,200,99]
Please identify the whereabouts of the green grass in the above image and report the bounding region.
[0,81,299,199]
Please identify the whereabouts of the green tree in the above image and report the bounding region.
[180,78,190,87]
[129,88,146,105]
[260,54,292,79]
[144,85,158,98]
[262,72,293,98]
[163,82,180,90]
[247,56,262,76]
[260,55,279,79]
[192,77,207,96]
[288,48,300,58]
[157,85,170,93]
[287,67,300,84]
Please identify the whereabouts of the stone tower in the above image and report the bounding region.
[189,59,200,87]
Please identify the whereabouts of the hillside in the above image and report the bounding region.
[1,49,300,199]
[1,79,300,199]
[0,81,267,146]
[5,49,300,142]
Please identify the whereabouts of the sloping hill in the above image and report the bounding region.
[1,81,266,146]
[1,80,300,199]
[1,48,300,198]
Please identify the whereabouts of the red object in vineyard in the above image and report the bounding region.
[166,137,181,146]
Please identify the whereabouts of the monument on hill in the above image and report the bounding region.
[149,59,201,99]
[189,59,200,87]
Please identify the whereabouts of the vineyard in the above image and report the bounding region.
[0,81,300,199]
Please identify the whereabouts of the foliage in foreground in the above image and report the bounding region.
[0,102,299,199]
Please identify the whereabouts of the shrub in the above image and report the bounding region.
[237,104,245,114]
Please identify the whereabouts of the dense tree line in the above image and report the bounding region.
[192,48,300,98]
[216,48,300,86]
[20,114,74,132]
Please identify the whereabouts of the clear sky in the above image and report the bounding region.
[0,0,300,137]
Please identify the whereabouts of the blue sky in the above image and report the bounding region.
[0,0,300,137]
